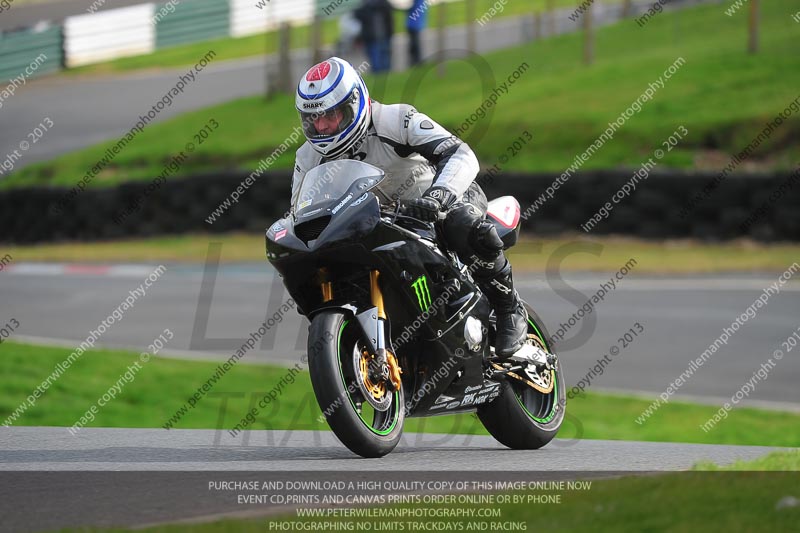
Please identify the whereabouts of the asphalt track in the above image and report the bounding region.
[0,427,786,531]
[1,427,783,471]
[2,265,799,407]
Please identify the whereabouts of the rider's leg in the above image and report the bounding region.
[442,184,528,358]
[470,243,528,359]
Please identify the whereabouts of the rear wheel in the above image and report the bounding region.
[477,303,566,449]
[307,311,404,458]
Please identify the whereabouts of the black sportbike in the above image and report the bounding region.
[266,161,565,458]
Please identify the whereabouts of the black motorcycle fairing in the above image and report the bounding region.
[266,160,527,420]
[269,192,383,255]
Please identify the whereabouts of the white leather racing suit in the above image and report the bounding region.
[289,100,528,358]
[291,101,481,208]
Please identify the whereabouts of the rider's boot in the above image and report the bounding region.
[476,259,528,359]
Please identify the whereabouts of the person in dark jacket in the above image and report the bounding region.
[406,0,427,66]
[355,0,395,73]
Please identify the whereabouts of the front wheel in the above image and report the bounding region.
[307,311,405,458]
[477,303,566,449]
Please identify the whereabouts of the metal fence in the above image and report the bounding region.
[156,0,230,49]
[0,25,62,82]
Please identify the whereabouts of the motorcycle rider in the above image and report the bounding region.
[291,57,527,358]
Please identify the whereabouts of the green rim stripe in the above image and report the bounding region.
[336,319,399,436]
[528,318,550,352]
[515,317,558,424]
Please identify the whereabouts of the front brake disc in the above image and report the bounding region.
[353,346,392,412]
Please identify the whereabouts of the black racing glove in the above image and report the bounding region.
[403,187,457,222]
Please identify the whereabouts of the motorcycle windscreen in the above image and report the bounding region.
[294,160,385,218]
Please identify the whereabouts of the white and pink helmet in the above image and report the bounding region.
[295,57,371,159]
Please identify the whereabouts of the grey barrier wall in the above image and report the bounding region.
[0,169,797,244]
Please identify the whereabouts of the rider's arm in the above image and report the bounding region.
[380,105,480,200]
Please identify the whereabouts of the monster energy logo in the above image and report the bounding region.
[411,276,432,311]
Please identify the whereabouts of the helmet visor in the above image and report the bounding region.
[299,97,356,139]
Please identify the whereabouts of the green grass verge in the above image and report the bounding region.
[695,450,800,471]
[2,340,800,448]
[5,1,799,190]
[5,233,800,274]
[67,0,601,75]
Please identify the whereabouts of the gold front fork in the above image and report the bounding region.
[321,281,333,303]
[370,270,387,320]
[320,268,333,303]
[370,270,401,390]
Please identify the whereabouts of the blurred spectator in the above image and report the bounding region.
[406,0,427,66]
[336,10,362,58]
[355,0,395,73]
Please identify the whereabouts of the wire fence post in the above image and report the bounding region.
[748,0,760,54]
[583,2,594,66]
[279,22,293,94]
[311,15,323,65]
[623,0,633,18]
[437,1,447,77]
[466,0,476,54]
